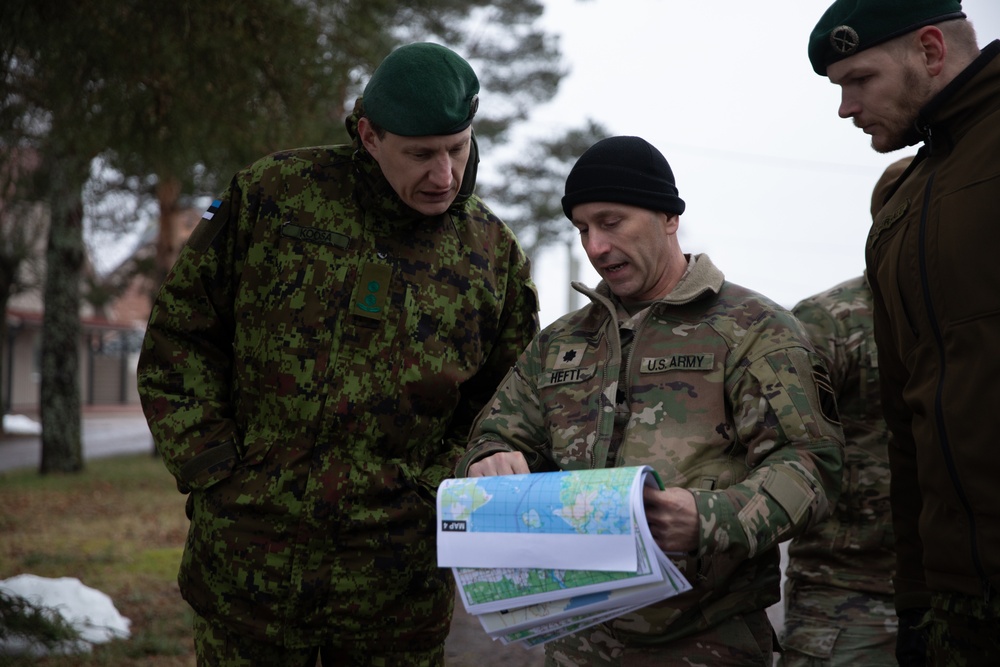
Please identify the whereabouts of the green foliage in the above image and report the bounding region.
[0,589,81,652]
[1,0,568,197]
[0,0,590,260]
[479,119,611,256]
[0,0,592,470]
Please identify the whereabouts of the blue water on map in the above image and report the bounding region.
[442,469,636,535]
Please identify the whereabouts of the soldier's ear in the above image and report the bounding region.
[358,117,380,158]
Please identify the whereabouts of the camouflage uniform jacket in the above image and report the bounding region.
[786,275,895,595]
[137,131,539,647]
[457,253,843,644]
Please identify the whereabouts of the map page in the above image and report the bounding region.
[435,466,692,646]
[437,466,654,571]
[453,516,664,615]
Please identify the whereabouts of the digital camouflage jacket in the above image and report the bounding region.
[457,254,843,645]
[786,275,895,595]
[137,124,539,648]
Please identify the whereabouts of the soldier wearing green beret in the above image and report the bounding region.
[778,157,914,667]
[456,136,845,666]
[809,1,1000,664]
[137,42,539,665]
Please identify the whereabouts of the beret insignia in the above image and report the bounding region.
[830,25,860,55]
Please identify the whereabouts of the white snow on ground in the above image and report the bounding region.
[0,574,131,657]
[3,414,41,435]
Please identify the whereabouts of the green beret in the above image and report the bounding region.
[362,42,480,137]
[808,0,965,75]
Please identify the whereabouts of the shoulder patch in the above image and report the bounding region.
[811,365,841,425]
[186,199,227,254]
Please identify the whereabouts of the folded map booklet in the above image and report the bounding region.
[436,466,692,648]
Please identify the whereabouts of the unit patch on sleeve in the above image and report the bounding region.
[812,365,841,425]
[187,199,228,253]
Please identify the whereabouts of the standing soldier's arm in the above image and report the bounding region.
[688,336,844,571]
[793,298,849,390]
[137,187,243,494]
[455,333,555,477]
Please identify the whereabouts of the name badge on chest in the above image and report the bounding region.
[640,353,715,373]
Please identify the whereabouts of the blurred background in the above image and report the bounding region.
[2,0,998,467]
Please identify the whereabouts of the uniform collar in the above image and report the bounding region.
[916,39,1000,155]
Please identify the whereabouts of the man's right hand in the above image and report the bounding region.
[467,451,530,477]
[895,607,929,666]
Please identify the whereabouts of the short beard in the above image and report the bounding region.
[873,65,931,153]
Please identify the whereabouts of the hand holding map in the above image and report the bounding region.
[436,466,691,648]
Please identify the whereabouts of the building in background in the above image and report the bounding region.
[2,204,201,415]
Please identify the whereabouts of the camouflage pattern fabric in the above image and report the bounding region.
[779,275,896,665]
[137,131,539,651]
[544,608,774,667]
[458,253,844,651]
[193,612,446,667]
[779,581,896,666]
[926,591,1000,666]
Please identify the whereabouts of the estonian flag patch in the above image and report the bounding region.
[202,199,222,221]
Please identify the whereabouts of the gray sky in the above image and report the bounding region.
[524,0,1000,324]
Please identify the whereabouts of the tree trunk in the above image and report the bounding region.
[39,154,88,474]
[0,267,13,432]
[154,175,181,288]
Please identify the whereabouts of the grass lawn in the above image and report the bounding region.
[0,453,541,667]
[0,454,196,666]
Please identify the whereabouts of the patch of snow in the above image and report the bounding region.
[3,414,41,435]
[0,574,131,657]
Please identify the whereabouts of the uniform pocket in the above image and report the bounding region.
[781,624,840,658]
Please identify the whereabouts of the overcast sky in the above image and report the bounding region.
[523,0,1000,324]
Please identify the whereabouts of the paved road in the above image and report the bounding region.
[0,404,153,473]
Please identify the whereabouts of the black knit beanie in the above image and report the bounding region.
[561,136,686,220]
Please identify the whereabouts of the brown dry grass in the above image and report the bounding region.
[0,454,196,666]
[0,454,543,667]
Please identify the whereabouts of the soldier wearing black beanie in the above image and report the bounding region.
[561,135,685,221]
[459,136,845,665]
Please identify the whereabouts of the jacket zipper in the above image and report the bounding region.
[917,172,990,600]
[611,308,653,468]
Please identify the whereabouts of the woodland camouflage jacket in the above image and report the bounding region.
[457,254,843,644]
[137,133,539,647]
[786,275,895,596]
